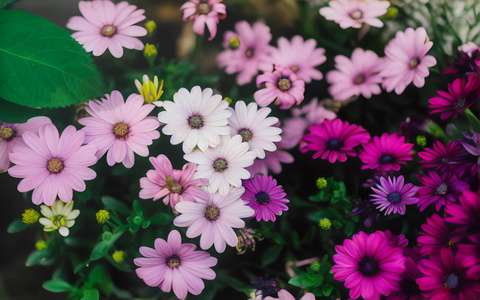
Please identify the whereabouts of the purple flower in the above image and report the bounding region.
[181,0,226,40]
[370,176,419,215]
[417,214,462,256]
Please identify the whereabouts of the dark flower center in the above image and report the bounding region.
[278,78,291,91]
[213,158,228,172]
[353,74,366,84]
[399,278,421,296]
[380,154,395,164]
[358,256,379,276]
[197,1,211,14]
[0,127,13,140]
[409,58,420,69]
[166,255,181,268]
[101,25,116,37]
[387,192,401,203]
[326,139,342,150]
[114,122,129,137]
[349,10,363,20]
[445,273,459,289]
[188,115,204,129]
[455,98,466,110]
[245,48,254,58]
[205,205,220,220]
[47,158,64,173]
[435,182,448,195]
[239,128,253,142]
[255,191,270,204]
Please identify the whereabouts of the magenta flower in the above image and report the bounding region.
[388,255,426,300]
[241,175,289,222]
[319,0,390,29]
[370,175,419,215]
[417,214,461,256]
[8,124,97,206]
[332,231,406,300]
[139,154,209,211]
[0,117,52,172]
[381,27,437,95]
[181,0,226,40]
[134,229,217,300]
[417,171,468,212]
[326,48,383,101]
[269,35,326,83]
[444,189,480,244]
[217,21,273,85]
[264,289,315,300]
[173,187,255,253]
[254,66,305,110]
[428,75,480,120]
[66,0,147,58]
[300,118,370,163]
[78,90,160,168]
[359,133,414,172]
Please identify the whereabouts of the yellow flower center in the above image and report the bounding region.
[197,2,211,14]
[205,205,220,220]
[278,78,291,91]
[0,127,13,140]
[101,25,116,37]
[114,123,129,137]
[167,255,181,268]
[47,158,64,173]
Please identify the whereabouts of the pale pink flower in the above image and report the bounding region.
[247,141,294,177]
[254,66,305,110]
[0,117,52,172]
[134,230,217,300]
[458,42,479,56]
[292,98,337,126]
[78,90,160,168]
[264,289,315,300]
[269,35,326,83]
[181,0,226,40]
[319,0,390,29]
[66,0,147,58]
[139,154,209,211]
[381,27,437,95]
[217,21,273,85]
[8,124,97,206]
[326,48,383,101]
[173,187,255,253]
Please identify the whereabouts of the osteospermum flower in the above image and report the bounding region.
[8,124,97,206]
[228,101,282,159]
[370,175,419,215]
[300,118,370,163]
[381,27,437,95]
[254,66,305,109]
[246,141,294,176]
[241,175,289,222]
[269,35,326,83]
[359,133,414,172]
[332,231,406,300]
[388,255,426,300]
[173,187,255,253]
[417,214,461,256]
[264,289,315,300]
[217,21,273,85]
[184,135,256,195]
[66,0,147,58]
[326,48,383,101]
[0,117,52,172]
[444,189,480,244]
[134,230,217,300]
[139,154,209,211]
[39,200,80,237]
[158,86,231,154]
[428,75,480,120]
[78,90,160,168]
[181,0,226,40]
[319,0,390,29]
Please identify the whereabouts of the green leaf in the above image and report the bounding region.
[42,279,72,293]
[0,10,102,108]
[133,200,143,216]
[26,249,56,266]
[0,0,16,9]
[7,218,29,233]
[149,212,174,225]
[81,289,99,300]
[0,98,49,123]
[261,245,283,266]
[89,230,125,261]
[101,196,131,215]
[288,274,306,287]
[87,265,113,297]
[322,284,334,297]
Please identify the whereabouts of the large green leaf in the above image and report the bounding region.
[0,10,102,108]
[0,98,47,123]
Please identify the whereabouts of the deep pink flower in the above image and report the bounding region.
[370,176,419,215]
[428,75,480,120]
[139,154,209,211]
[326,48,383,101]
[417,214,462,256]
[332,231,406,300]
[319,0,390,29]
[359,133,414,172]
[387,255,426,300]
[264,289,315,300]
[181,0,226,40]
[241,175,289,222]
[384,230,409,248]
[381,27,437,95]
[8,124,97,205]
[444,189,480,244]
[66,0,147,58]
[300,118,370,163]
[78,90,160,168]
[0,117,52,172]
[134,230,217,300]
[254,66,305,109]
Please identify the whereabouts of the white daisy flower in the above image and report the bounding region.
[158,86,232,153]
[184,135,256,196]
[39,200,80,237]
[228,101,282,159]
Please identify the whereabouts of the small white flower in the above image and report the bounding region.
[134,74,164,106]
[39,200,80,237]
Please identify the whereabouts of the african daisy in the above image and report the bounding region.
[417,214,461,256]
[369,175,419,215]
[319,0,390,29]
[264,289,315,300]
[181,0,226,40]
[39,200,80,237]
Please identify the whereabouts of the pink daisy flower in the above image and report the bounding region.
[319,0,390,29]
[78,90,160,168]
[173,187,255,253]
[417,214,461,256]
[8,124,97,206]
[388,255,426,300]
[444,189,480,244]
[139,154,209,211]
[217,21,273,85]
[134,229,217,300]
[0,117,52,172]
[180,0,226,40]
[381,27,437,95]
[359,133,414,172]
[332,231,406,300]
[370,175,419,215]
[268,35,326,83]
[254,66,305,110]
[300,118,371,163]
[291,97,337,127]
[246,142,294,177]
[241,175,289,222]
[66,0,147,58]
[326,48,383,101]
[264,289,315,300]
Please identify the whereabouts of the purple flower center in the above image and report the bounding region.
[380,154,395,164]
[166,255,181,268]
[409,58,420,69]
[358,256,379,276]
[277,78,291,91]
[213,158,228,172]
[114,123,129,137]
[0,127,13,140]
[435,182,448,195]
[255,191,270,204]
[445,273,459,289]
[245,48,254,58]
[387,192,401,203]
[205,205,220,220]
[188,115,204,129]
[101,25,116,37]
[197,1,211,14]
[326,139,342,150]
[239,128,253,142]
[455,98,466,110]
[349,10,363,20]
[47,158,64,173]
[353,74,366,85]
